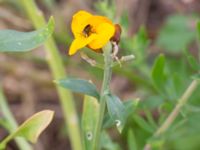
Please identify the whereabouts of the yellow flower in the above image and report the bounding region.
[68,10,116,55]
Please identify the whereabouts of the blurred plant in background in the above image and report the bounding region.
[1,0,200,150]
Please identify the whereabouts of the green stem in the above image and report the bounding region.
[0,87,32,150]
[144,80,199,150]
[93,43,113,150]
[155,80,198,136]
[19,1,83,150]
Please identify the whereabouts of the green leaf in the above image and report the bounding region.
[140,96,163,109]
[132,26,149,65]
[105,94,126,133]
[191,73,200,80]
[133,114,155,133]
[100,131,121,150]
[0,110,54,149]
[0,17,54,52]
[156,15,195,53]
[103,99,139,129]
[128,129,138,150]
[196,20,200,41]
[56,78,100,99]
[144,109,158,129]
[151,54,166,94]
[172,72,185,98]
[132,26,149,52]
[0,118,10,131]
[187,55,199,70]
[124,99,140,117]
[82,95,99,150]
[147,137,165,150]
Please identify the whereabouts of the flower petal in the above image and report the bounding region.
[87,16,113,29]
[71,10,92,38]
[68,34,97,55]
[88,23,115,49]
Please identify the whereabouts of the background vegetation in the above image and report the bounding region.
[1,0,200,150]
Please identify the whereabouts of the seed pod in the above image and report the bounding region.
[111,24,122,44]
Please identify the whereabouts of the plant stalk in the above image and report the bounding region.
[155,80,198,136]
[0,87,32,150]
[19,0,83,150]
[92,43,113,150]
[144,80,199,150]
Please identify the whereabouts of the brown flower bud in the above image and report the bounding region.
[111,24,122,44]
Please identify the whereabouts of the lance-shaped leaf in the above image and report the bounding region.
[197,20,200,41]
[133,114,155,133]
[105,94,126,133]
[56,78,100,99]
[151,54,166,94]
[0,110,54,149]
[127,129,138,150]
[0,17,54,52]
[103,99,140,129]
[82,95,99,150]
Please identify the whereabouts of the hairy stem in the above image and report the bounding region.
[92,43,113,150]
[19,0,83,150]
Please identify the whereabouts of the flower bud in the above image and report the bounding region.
[111,24,122,44]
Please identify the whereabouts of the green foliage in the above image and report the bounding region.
[103,99,139,129]
[2,1,200,149]
[95,0,116,20]
[120,26,149,66]
[101,132,121,150]
[112,12,200,149]
[127,129,138,150]
[119,11,129,32]
[0,119,10,131]
[0,110,54,149]
[151,54,166,94]
[187,55,199,71]
[151,54,185,100]
[196,20,200,42]
[105,94,126,132]
[123,99,140,118]
[133,114,155,134]
[82,95,99,150]
[56,78,100,99]
[140,96,163,109]
[132,27,149,65]
[156,15,196,53]
[0,17,54,52]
